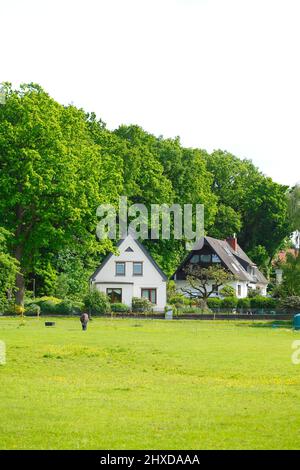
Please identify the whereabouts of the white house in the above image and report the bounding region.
[171,236,268,299]
[90,234,168,311]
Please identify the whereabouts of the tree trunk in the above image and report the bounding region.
[14,243,25,306]
[15,272,25,306]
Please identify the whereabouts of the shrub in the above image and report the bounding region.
[219,285,236,297]
[111,303,130,313]
[207,297,222,309]
[132,297,153,313]
[25,303,41,316]
[250,296,278,309]
[83,289,111,314]
[279,296,300,311]
[57,299,83,315]
[221,296,238,309]
[237,297,251,309]
[168,293,186,307]
[39,299,59,314]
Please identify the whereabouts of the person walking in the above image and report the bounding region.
[80,312,89,331]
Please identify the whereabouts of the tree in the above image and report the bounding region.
[278,252,300,297]
[0,83,113,305]
[287,184,300,248]
[181,264,236,306]
[206,150,292,262]
[0,228,19,309]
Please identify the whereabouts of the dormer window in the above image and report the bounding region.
[200,254,211,263]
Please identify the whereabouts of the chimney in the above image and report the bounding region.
[226,234,238,252]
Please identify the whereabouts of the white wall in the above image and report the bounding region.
[175,280,249,298]
[92,234,167,311]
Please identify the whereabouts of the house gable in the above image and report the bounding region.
[90,234,168,283]
[171,236,268,285]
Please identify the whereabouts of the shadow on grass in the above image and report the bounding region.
[249,320,292,329]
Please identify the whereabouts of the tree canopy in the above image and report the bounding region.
[0,83,294,305]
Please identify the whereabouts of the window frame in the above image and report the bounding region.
[106,288,122,303]
[133,261,143,276]
[141,288,157,305]
[115,262,126,276]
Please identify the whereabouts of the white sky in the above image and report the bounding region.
[1,0,299,186]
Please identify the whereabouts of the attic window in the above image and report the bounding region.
[190,254,200,263]
[125,247,134,252]
[200,254,211,263]
[212,254,221,263]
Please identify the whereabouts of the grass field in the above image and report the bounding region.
[0,316,300,450]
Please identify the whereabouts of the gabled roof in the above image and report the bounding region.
[172,236,268,285]
[90,235,168,282]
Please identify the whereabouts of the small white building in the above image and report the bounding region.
[90,234,167,311]
[171,236,268,299]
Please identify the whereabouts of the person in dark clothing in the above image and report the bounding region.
[80,312,89,331]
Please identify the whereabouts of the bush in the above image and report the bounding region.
[25,303,41,316]
[207,297,222,309]
[57,299,83,315]
[279,296,300,311]
[132,297,153,313]
[221,297,238,309]
[111,303,130,313]
[219,286,235,297]
[237,298,251,309]
[168,293,186,307]
[250,296,278,309]
[83,289,111,314]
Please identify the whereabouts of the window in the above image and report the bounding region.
[133,262,143,276]
[237,285,241,296]
[200,254,211,263]
[190,254,200,263]
[212,254,221,263]
[141,288,157,304]
[115,262,126,276]
[106,288,122,303]
[125,246,134,252]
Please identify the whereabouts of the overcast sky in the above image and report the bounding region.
[1,0,299,186]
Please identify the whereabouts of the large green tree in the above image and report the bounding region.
[0,83,112,305]
[0,228,19,309]
[206,150,291,264]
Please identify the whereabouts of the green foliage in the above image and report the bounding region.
[279,253,300,297]
[279,296,300,311]
[25,303,41,316]
[131,297,153,313]
[183,264,236,302]
[250,296,278,309]
[207,297,222,308]
[0,83,293,302]
[0,228,19,307]
[219,285,235,297]
[206,150,291,260]
[168,293,187,307]
[221,297,238,309]
[110,303,130,313]
[237,298,251,309]
[83,289,111,315]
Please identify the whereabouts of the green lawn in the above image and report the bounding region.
[0,316,300,450]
